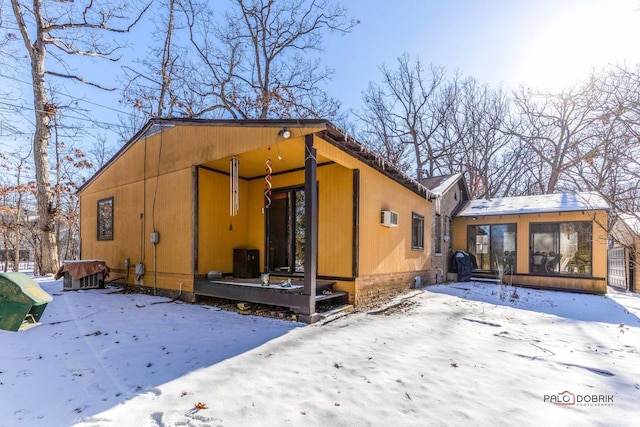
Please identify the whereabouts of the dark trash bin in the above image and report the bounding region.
[451,250,474,282]
[0,272,53,332]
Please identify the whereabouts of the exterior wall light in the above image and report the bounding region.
[278,128,291,139]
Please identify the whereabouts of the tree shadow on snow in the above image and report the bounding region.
[1,277,303,426]
[425,281,640,327]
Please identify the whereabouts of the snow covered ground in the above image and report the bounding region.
[1,275,639,426]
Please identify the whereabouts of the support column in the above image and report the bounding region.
[303,134,318,318]
[352,169,360,278]
[191,166,199,275]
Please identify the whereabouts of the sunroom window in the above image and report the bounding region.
[529,222,592,275]
[467,224,517,273]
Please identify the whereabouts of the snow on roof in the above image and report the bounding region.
[457,192,609,217]
[620,213,640,234]
[423,173,463,195]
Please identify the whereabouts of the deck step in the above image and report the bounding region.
[315,290,348,302]
[470,276,501,284]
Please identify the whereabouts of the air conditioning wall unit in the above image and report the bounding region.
[63,271,104,290]
[380,210,399,227]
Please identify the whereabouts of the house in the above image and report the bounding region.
[451,192,610,294]
[421,173,470,283]
[77,119,434,322]
[609,213,639,292]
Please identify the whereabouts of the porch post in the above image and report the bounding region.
[303,134,317,316]
[191,166,199,275]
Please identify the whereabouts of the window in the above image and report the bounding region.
[97,197,114,241]
[467,224,517,272]
[412,213,425,250]
[529,222,592,275]
[434,214,442,253]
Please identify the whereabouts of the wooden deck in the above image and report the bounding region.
[193,277,348,315]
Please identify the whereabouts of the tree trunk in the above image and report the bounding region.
[14,0,61,274]
[2,233,7,272]
[32,99,59,273]
[13,190,23,272]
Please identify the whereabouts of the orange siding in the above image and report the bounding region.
[79,181,144,271]
[148,169,193,275]
[197,168,251,274]
[243,164,355,277]
[317,164,354,277]
[312,137,433,277]
[81,140,146,194]
[81,125,326,194]
[79,123,433,302]
[357,167,432,275]
[80,167,193,291]
[165,125,322,170]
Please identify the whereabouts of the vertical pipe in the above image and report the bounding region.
[304,134,317,316]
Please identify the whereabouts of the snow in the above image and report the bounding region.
[457,192,610,217]
[1,275,640,426]
[619,213,640,235]
[424,173,463,196]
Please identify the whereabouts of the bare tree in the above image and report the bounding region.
[583,66,640,213]
[357,54,448,178]
[49,105,93,261]
[0,4,25,139]
[356,80,413,171]
[86,133,117,172]
[441,77,522,198]
[0,149,34,272]
[120,0,192,136]
[180,0,357,119]
[9,0,150,273]
[509,82,606,195]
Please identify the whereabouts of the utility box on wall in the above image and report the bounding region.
[233,248,259,278]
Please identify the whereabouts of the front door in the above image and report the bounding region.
[266,187,305,274]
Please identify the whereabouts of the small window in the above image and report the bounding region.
[412,213,425,250]
[97,197,114,241]
[435,214,442,253]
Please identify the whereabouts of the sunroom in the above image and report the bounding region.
[451,193,610,294]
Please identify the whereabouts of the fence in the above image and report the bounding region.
[1,261,36,273]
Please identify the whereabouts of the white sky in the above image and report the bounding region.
[1,274,639,426]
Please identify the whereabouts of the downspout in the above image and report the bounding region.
[303,134,318,318]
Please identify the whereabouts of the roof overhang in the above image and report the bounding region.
[77,118,433,201]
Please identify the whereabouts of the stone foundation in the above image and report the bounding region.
[354,270,430,309]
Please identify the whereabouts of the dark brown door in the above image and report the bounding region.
[267,187,305,274]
